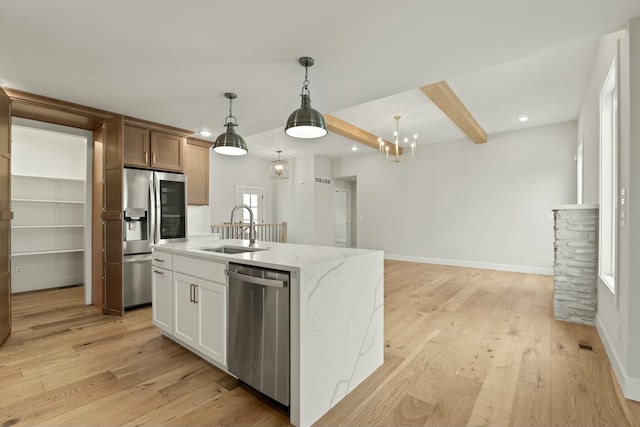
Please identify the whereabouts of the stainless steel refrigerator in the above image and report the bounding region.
[123,168,187,308]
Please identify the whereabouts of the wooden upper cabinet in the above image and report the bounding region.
[123,124,185,172]
[123,125,150,168]
[151,131,185,172]
[186,139,212,205]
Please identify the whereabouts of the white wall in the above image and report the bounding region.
[577,21,640,401]
[274,156,314,244]
[187,205,211,237]
[332,122,577,274]
[209,152,274,226]
[313,156,334,246]
[12,125,87,179]
[627,16,640,391]
[272,155,341,246]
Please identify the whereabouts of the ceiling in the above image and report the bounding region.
[1,1,638,160]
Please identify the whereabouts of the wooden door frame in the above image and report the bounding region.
[102,116,124,316]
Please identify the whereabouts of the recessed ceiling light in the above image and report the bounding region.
[352,146,358,151]
[518,116,529,122]
[199,130,212,137]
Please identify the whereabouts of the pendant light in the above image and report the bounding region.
[213,92,248,156]
[269,150,289,179]
[285,57,328,139]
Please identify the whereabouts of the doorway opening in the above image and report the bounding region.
[10,118,92,305]
[333,176,357,248]
[334,189,350,247]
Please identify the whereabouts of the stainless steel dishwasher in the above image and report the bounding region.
[227,263,290,406]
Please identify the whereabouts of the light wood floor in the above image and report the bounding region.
[1,261,639,426]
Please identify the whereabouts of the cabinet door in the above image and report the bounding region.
[152,267,172,334]
[185,141,210,206]
[173,273,197,347]
[196,278,227,366]
[151,131,185,172]
[123,125,151,168]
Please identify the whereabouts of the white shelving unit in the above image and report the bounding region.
[11,175,85,293]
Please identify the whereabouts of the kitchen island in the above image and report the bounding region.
[151,238,384,427]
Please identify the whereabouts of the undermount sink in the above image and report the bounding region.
[200,245,267,255]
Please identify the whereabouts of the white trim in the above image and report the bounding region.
[628,376,640,402]
[596,315,640,402]
[598,52,619,300]
[383,253,553,275]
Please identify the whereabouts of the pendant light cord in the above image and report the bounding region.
[225,96,238,127]
[301,64,311,96]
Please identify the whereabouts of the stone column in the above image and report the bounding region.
[552,205,599,325]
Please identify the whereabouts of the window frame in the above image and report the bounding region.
[598,56,619,297]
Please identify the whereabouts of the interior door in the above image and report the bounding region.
[0,88,13,344]
[236,186,264,224]
[92,124,104,310]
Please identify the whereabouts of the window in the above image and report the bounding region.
[598,58,618,294]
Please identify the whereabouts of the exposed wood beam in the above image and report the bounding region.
[324,114,402,154]
[420,81,487,144]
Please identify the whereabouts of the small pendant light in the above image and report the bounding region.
[269,150,289,179]
[213,92,248,156]
[285,57,328,139]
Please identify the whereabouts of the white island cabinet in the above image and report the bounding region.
[151,238,384,427]
[152,248,228,369]
[151,251,172,334]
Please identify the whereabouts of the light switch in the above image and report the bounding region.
[620,210,626,227]
[621,188,626,206]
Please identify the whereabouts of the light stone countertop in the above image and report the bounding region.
[152,237,381,271]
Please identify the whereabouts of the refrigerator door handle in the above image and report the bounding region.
[149,172,156,245]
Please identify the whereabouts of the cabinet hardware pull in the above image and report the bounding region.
[153,258,164,263]
[189,283,194,303]
[153,270,164,275]
[194,284,198,303]
[152,153,156,164]
[144,151,148,163]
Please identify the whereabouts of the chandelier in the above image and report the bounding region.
[378,115,417,162]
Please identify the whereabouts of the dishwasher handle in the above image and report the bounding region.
[227,270,287,288]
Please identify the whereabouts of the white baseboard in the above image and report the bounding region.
[596,315,640,402]
[383,253,553,275]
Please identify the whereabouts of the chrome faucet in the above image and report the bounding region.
[230,204,256,246]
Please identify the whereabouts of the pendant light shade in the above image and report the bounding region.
[269,150,289,179]
[285,57,327,139]
[213,92,248,156]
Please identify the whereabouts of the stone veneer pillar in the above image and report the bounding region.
[552,204,599,325]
